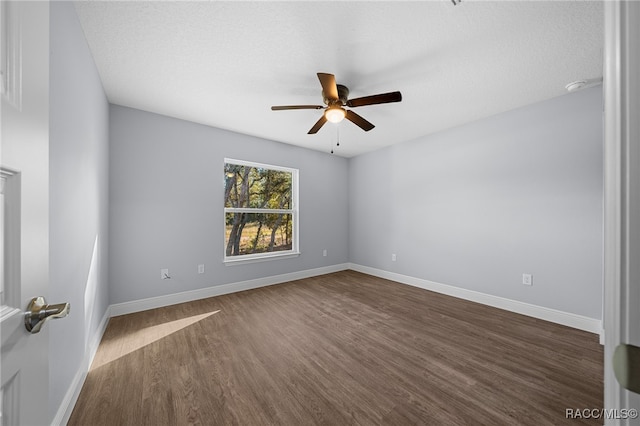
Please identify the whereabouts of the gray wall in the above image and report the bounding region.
[44,2,603,421]
[349,86,603,319]
[108,105,349,304]
[49,1,110,418]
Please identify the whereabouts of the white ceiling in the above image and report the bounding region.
[74,1,603,157]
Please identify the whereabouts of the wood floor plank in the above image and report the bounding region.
[69,270,603,425]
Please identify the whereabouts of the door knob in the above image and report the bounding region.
[24,296,70,334]
[613,343,640,394]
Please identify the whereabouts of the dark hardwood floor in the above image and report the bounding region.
[69,270,603,425]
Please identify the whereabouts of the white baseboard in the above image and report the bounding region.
[52,306,111,426]
[110,263,350,317]
[349,263,602,335]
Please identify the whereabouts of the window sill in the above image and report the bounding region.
[224,251,301,266]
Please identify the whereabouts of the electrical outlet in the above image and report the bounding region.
[198,264,205,274]
[522,273,533,286]
[322,249,327,257]
[161,268,170,280]
[392,253,397,262]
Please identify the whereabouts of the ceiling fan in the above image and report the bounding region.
[271,73,402,134]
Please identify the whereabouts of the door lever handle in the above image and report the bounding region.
[24,296,70,334]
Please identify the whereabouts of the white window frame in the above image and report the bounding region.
[223,158,299,265]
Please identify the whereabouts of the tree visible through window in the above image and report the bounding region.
[224,159,298,261]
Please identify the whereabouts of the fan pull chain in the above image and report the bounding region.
[331,125,339,154]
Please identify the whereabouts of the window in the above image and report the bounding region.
[224,159,299,263]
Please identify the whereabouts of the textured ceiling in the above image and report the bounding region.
[74,1,603,157]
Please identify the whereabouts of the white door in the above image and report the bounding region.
[604,1,640,424]
[1,2,55,425]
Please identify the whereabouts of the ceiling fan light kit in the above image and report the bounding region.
[325,106,346,123]
[271,72,402,134]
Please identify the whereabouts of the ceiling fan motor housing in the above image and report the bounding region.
[323,84,350,106]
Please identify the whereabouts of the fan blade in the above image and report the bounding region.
[317,73,339,101]
[346,91,402,108]
[345,110,375,132]
[271,105,324,111]
[308,115,327,134]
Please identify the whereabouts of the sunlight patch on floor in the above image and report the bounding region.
[90,310,220,369]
